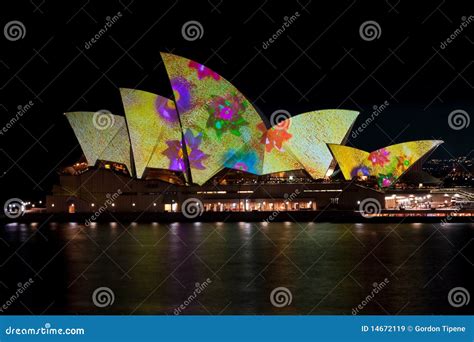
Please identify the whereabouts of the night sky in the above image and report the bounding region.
[0,0,472,200]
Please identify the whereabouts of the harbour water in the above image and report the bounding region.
[1,221,472,314]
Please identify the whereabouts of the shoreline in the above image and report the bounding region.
[1,209,473,224]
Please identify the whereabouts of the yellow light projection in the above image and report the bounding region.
[98,118,132,175]
[120,88,182,178]
[328,140,444,187]
[68,53,436,187]
[65,112,131,173]
[160,53,265,184]
[271,110,359,179]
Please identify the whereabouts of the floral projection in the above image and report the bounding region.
[206,93,249,138]
[188,60,220,80]
[257,122,293,153]
[328,141,443,188]
[162,129,208,171]
[368,148,390,167]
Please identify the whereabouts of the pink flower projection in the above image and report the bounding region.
[188,61,220,81]
[368,148,390,167]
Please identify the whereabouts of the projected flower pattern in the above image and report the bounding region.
[162,129,208,171]
[257,122,293,153]
[350,165,370,178]
[159,53,363,184]
[368,148,390,167]
[396,154,412,172]
[206,94,249,138]
[189,61,220,80]
[341,145,431,188]
[156,77,193,123]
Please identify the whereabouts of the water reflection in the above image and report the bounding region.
[0,221,472,315]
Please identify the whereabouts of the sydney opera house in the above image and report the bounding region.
[46,53,443,215]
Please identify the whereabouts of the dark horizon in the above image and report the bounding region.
[0,0,472,200]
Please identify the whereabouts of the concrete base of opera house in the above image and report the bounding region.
[44,169,386,214]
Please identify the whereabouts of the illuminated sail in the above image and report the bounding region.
[328,140,444,187]
[65,111,132,173]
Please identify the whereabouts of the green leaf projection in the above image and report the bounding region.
[65,53,440,186]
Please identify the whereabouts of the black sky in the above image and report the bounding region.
[0,0,473,200]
